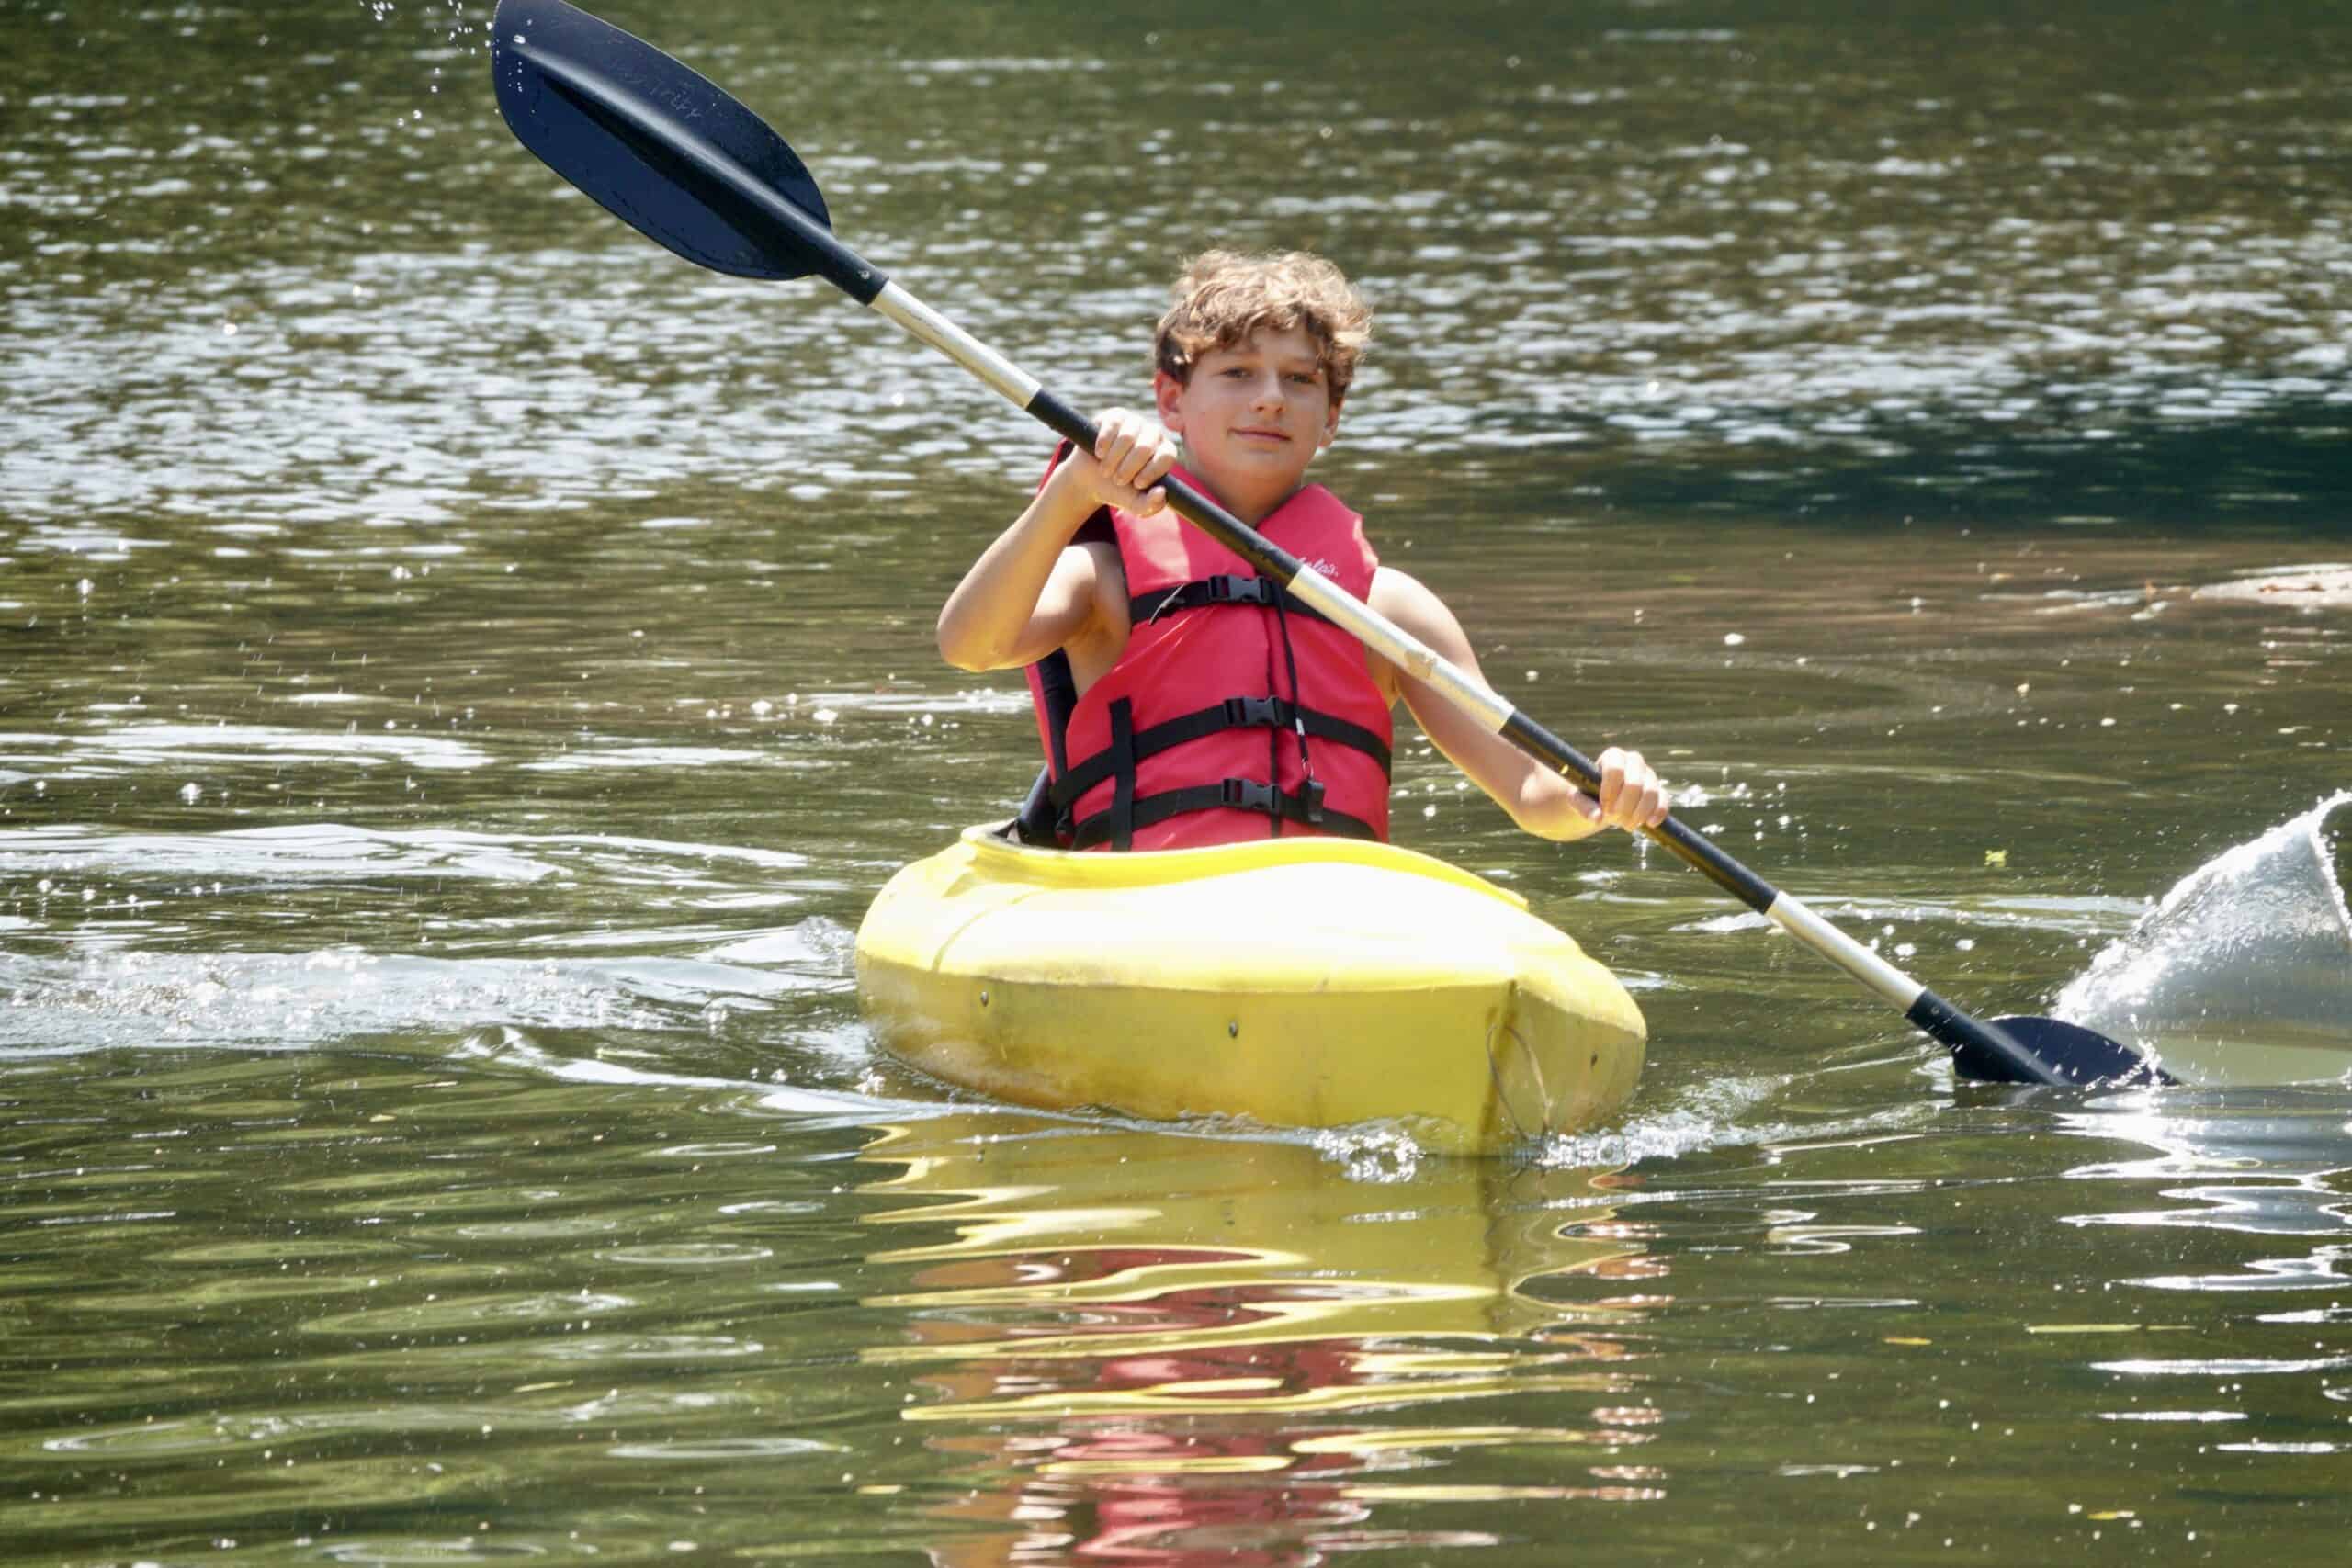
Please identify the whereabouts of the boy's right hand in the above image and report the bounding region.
[1061,408,1179,517]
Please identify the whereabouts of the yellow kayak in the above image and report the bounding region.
[854,826,1645,1154]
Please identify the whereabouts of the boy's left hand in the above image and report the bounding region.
[1589,746,1669,832]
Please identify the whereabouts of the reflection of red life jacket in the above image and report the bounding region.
[1024,452,1394,852]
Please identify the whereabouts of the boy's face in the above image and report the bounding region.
[1153,326,1340,498]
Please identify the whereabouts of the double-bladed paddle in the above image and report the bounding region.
[486,0,2165,1089]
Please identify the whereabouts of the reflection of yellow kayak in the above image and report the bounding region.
[854,1114,1646,1411]
[854,826,1646,1153]
[852,1116,1657,1558]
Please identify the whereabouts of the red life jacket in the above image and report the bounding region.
[1024,455,1394,852]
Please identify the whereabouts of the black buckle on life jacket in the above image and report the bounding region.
[1219,778,1277,815]
[1205,574,1273,606]
[1220,695,1283,729]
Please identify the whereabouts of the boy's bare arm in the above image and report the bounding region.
[936,412,1179,672]
[935,468,1108,672]
[1366,568,1668,840]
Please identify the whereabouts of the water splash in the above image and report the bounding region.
[1525,1072,1931,1170]
[2055,793,2352,1086]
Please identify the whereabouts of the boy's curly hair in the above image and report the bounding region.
[1154,250,1372,403]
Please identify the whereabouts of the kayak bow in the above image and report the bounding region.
[854,828,1647,1153]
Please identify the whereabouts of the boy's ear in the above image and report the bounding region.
[1152,369,1185,428]
[1320,397,1343,448]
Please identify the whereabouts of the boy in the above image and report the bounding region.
[937,249,1668,852]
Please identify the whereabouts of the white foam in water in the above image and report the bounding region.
[0,947,705,1055]
[2056,792,2352,1087]
[1527,1072,1932,1170]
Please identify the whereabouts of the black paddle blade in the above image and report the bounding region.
[1952,1015,2175,1088]
[491,0,831,279]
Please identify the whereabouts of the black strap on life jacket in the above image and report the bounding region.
[1011,503,1117,846]
[1069,773,1380,851]
[1062,697,1385,852]
[1012,648,1080,845]
[1128,573,1335,630]
[1046,694,1391,818]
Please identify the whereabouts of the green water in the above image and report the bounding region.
[5,0,2349,1562]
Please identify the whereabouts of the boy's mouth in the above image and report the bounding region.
[1233,426,1291,444]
